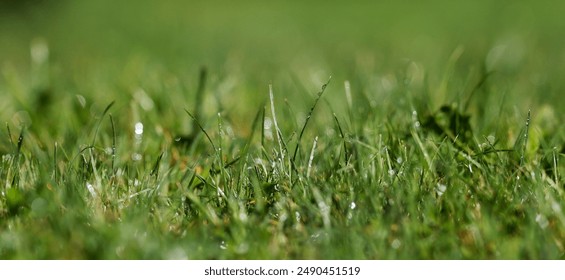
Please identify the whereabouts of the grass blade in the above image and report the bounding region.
[91,101,115,147]
[109,114,116,173]
[333,113,349,164]
[16,127,24,155]
[6,123,14,149]
[292,77,331,163]
[269,84,285,161]
[150,152,164,178]
[189,67,208,141]
[306,136,318,178]
[520,109,531,167]
[185,109,216,152]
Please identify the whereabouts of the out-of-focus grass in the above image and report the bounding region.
[1,0,565,259]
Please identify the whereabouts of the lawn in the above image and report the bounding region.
[1,0,565,259]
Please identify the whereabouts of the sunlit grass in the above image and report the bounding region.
[1,0,565,259]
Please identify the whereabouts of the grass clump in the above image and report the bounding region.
[1,63,564,259]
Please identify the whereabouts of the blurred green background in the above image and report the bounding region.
[1,1,563,115]
[2,0,565,79]
[3,0,565,155]
[2,0,565,138]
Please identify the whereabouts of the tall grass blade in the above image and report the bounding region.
[292,77,331,163]
[187,67,208,142]
[333,113,349,164]
[307,136,318,178]
[519,109,531,167]
[53,141,58,182]
[16,127,24,156]
[150,152,164,178]
[91,101,115,147]
[109,114,116,173]
[261,106,266,148]
[269,84,285,160]
[185,109,216,152]
[6,123,14,149]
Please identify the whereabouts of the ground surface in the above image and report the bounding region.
[1,0,565,259]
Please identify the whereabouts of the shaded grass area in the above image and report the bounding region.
[1,0,565,259]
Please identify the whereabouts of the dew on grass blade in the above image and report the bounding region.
[238,211,248,222]
[134,122,144,140]
[86,182,96,197]
[436,183,447,196]
[344,80,353,109]
[412,110,420,129]
[132,121,144,161]
[132,153,142,161]
[348,202,357,220]
[396,157,403,164]
[263,117,273,140]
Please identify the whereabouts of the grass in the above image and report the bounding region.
[1,0,565,259]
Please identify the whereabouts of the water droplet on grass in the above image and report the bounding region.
[264,117,273,141]
[436,183,447,196]
[134,122,144,140]
[238,211,248,222]
[86,182,96,197]
[132,153,142,161]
